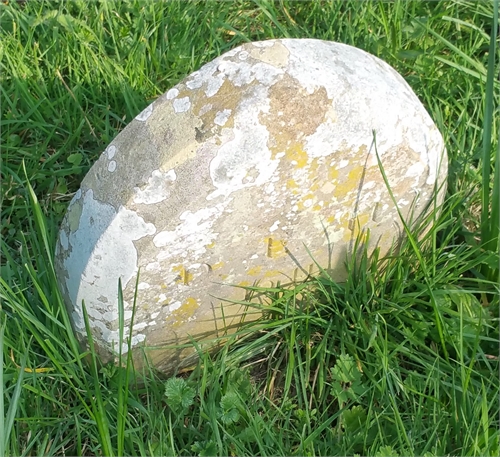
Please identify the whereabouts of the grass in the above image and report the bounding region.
[1,0,499,455]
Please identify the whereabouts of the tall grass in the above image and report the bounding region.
[480,0,499,281]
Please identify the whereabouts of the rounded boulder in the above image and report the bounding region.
[55,39,447,373]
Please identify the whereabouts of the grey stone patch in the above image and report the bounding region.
[55,39,448,374]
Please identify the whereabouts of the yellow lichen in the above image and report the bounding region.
[309,180,320,192]
[296,193,315,211]
[265,237,287,259]
[263,269,281,278]
[172,265,192,285]
[286,178,300,194]
[285,143,309,168]
[332,177,357,199]
[170,297,199,329]
[343,213,371,242]
[247,265,263,276]
[328,166,339,182]
[348,165,364,181]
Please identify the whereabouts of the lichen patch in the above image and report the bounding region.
[259,73,330,164]
[248,40,290,67]
[106,145,116,159]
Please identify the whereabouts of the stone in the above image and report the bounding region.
[54,39,447,374]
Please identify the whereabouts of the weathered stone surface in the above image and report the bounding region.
[55,39,447,373]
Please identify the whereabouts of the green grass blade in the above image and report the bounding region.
[0,320,5,457]
[81,300,114,457]
[1,337,26,455]
[480,0,499,265]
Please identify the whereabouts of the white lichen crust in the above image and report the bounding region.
[54,39,447,373]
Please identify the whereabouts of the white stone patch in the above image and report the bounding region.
[87,307,117,322]
[186,77,203,90]
[214,109,232,126]
[250,62,284,86]
[265,183,275,194]
[166,88,179,99]
[136,104,153,121]
[153,202,226,261]
[193,54,284,97]
[108,161,117,172]
[137,282,150,290]
[207,88,279,201]
[168,301,182,313]
[121,334,145,354]
[61,189,156,344]
[184,60,230,98]
[106,145,116,160]
[83,310,134,350]
[145,261,160,272]
[205,71,226,98]
[134,322,148,331]
[238,50,249,60]
[173,97,191,113]
[151,311,160,319]
[269,220,280,232]
[134,169,177,205]
[405,162,425,178]
[74,188,82,200]
[216,60,249,84]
